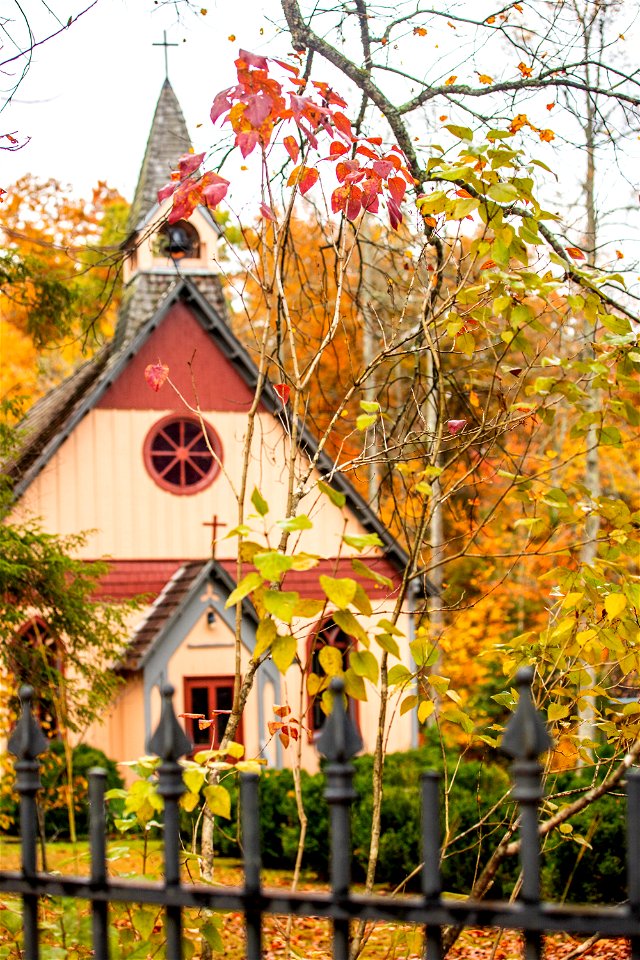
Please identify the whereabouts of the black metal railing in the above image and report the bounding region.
[2,670,639,960]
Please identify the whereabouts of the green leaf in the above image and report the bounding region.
[344,667,367,701]
[376,633,400,658]
[352,583,373,616]
[387,663,412,686]
[400,694,418,715]
[203,784,231,819]
[225,572,263,607]
[254,551,294,580]
[377,618,404,636]
[251,486,269,516]
[548,703,570,722]
[320,575,357,609]
[295,598,325,618]
[319,645,344,676]
[317,480,346,508]
[271,633,297,672]
[201,920,224,953]
[254,617,276,658]
[598,425,622,447]
[445,124,473,141]
[600,312,631,336]
[276,514,313,532]
[263,590,300,624]
[487,182,519,203]
[350,650,379,684]
[342,532,383,551]
[289,552,320,571]
[360,399,380,412]
[351,558,393,588]
[333,608,369,644]
[356,413,377,431]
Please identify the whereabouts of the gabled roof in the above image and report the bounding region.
[127,79,191,234]
[9,277,436,596]
[122,559,257,671]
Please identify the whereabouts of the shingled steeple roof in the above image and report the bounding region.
[127,78,191,231]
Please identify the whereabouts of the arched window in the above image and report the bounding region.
[143,415,222,495]
[308,618,355,733]
[8,619,61,735]
[157,219,200,260]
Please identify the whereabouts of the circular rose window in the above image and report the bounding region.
[144,416,222,495]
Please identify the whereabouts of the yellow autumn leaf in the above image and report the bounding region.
[445,75,457,86]
[605,593,627,620]
[478,73,493,85]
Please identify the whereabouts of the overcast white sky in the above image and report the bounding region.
[2,0,287,200]
[2,0,639,281]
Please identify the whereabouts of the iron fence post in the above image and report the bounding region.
[501,667,552,960]
[317,677,363,960]
[8,685,49,960]
[148,683,192,960]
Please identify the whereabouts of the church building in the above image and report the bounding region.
[8,80,433,770]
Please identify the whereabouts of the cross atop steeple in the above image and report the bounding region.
[153,31,179,80]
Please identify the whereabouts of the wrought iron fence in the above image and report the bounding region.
[1,669,639,960]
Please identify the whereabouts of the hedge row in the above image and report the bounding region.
[210,743,628,905]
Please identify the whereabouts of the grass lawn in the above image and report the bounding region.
[0,838,631,959]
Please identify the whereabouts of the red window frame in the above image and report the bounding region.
[143,415,223,496]
[183,677,242,751]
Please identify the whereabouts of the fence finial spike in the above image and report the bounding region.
[8,685,49,761]
[501,667,552,760]
[316,677,363,762]
[147,684,192,761]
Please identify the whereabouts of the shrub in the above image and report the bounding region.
[0,741,123,839]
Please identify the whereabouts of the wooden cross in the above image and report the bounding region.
[203,515,227,558]
[153,31,179,79]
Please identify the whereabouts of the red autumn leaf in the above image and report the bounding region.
[144,361,169,392]
[268,720,284,735]
[480,259,497,270]
[273,383,291,404]
[178,151,205,178]
[455,188,473,198]
[387,196,402,230]
[260,202,276,220]
[387,176,406,205]
[329,140,349,158]
[179,712,205,719]
[210,87,234,124]
[201,171,230,209]
[333,111,354,141]
[287,165,320,195]
[273,58,300,76]
[366,136,383,146]
[289,726,299,740]
[372,159,394,179]
[244,93,273,127]
[279,730,290,748]
[346,184,363,220]
[168,180,201,223]
[236,130,260,158]
[447,419,467,434]
[198,718,215,729]
[331,184,349,214]
[157,181,177,204]
[566,246,586,260]
[283,135,300,164]
[237,48,268,69]
[355,144,379,161]
[273,704,291,717]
